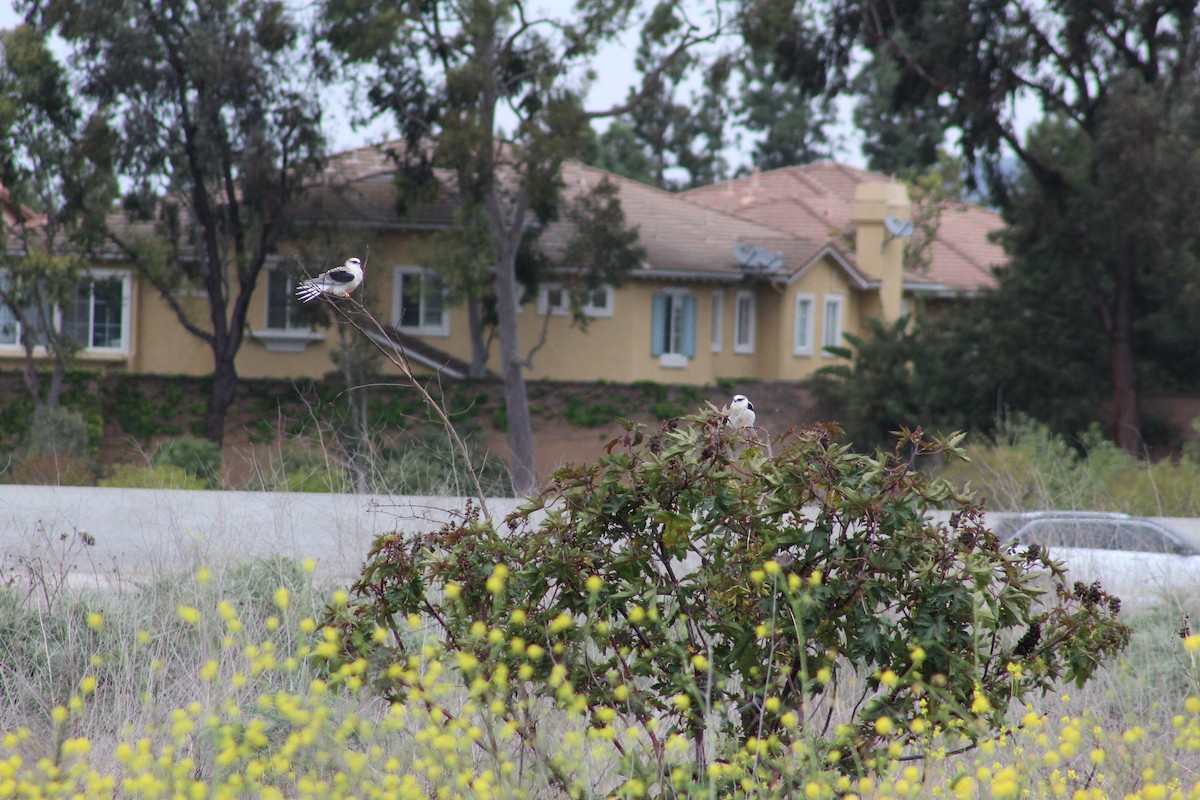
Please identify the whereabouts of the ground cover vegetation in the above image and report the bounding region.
[5,408,1200,797]
[0,370,718,495]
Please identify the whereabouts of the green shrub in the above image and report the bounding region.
[563,394,623,428]
[944,416,1200,514]
[7,406,96,484]
[331,411,1129,783]
[271,446,350,493]
[649,399,687,419]
[99,463,205,490]
[376,427,511,496]
[22,406,91,461]
[490,401,507,431]
[153,437,222,488]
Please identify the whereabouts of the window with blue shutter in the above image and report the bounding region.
[651,293,668,357]
[682,294,696,358]
[652,291,695,364]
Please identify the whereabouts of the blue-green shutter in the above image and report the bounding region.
[682,295,697,358]
[651,293,667,356]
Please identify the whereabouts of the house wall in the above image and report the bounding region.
[773,255,865,382]
[1,246,867,387]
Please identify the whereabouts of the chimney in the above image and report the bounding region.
[852,182,910,323]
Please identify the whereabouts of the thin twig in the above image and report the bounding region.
[319,289,492,519]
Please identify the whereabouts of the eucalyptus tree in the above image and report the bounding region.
[0,24,116,410]
[319,0,713,494]
[822,0,1200,453]
[29,0,326,446]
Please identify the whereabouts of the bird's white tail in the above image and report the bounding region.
[295,281,323,303]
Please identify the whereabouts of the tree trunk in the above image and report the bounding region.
[21,353,43,410]
[492,249,537,495]
[1110,262,1142,454]
[467,294,489,377]
[204,356,238,448]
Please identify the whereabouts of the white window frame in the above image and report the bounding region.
[793,293,815,356]
[822,294,844,355]
[537,283,570,316]
[583,284,614,318]
[393,266,449,336]
[710,290,724,353]
[263,263,309,331]
[733,290,756,355]
[658,288,692,368]
[537,283,613,318]
[0,268,132,356]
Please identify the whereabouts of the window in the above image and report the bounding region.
[822,295,844,354]
[0,274,49,348]
[394,267,448,336]
[710,290,723,353]
[584,285,613,317]
[537,283,613,317]
[0,270,130,354]
[734,290,755,354]
[793,293,815,356]
[265,267,308,330]
[0,288,19,346]
[651,291,696,368]
[538,284,569,316]
[62,275,127,350]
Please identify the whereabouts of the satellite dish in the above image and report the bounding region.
[734,243,785,271]
[884,216,915,238]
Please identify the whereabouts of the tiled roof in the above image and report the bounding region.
[541,161,827,280]
[292,142,460,230]
[301,142,834,283]
[680,162,1006,293]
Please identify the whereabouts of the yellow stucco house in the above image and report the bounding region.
[0,145,1005,385]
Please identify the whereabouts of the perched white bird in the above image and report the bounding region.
[295,257,364,303]
[728,394,756,429]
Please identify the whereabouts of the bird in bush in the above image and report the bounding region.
[727,394,756,429]
[295,257,364,302]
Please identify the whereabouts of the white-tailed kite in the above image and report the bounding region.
[295,257,364,303]
[728,394,756,429]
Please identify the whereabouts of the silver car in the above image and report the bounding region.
[993,511,1200,609]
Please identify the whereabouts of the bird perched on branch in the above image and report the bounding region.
[295,257,364,302]
[727,394,756,429]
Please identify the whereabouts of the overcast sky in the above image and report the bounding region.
[0,0,869,173]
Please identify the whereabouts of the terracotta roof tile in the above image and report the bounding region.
[681,162,1006,292]
[541,161,826,279]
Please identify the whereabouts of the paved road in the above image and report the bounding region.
[0,485,526,588]
[5,485,1199,602]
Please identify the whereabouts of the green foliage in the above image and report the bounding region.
[376,427,511,497]
[99,463,205,490]
[331,410,1128,782]
[562,395,623,428]
[153,437,222,489]
[260,445,350,494]
[22,405,90,460]
[649,399,687,420]
[102,377,185,441]
[490,400,507,431]
[944,416,1200,515]
[808,315,923,450]
[583,120,657,185]
[35,0,326,445]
